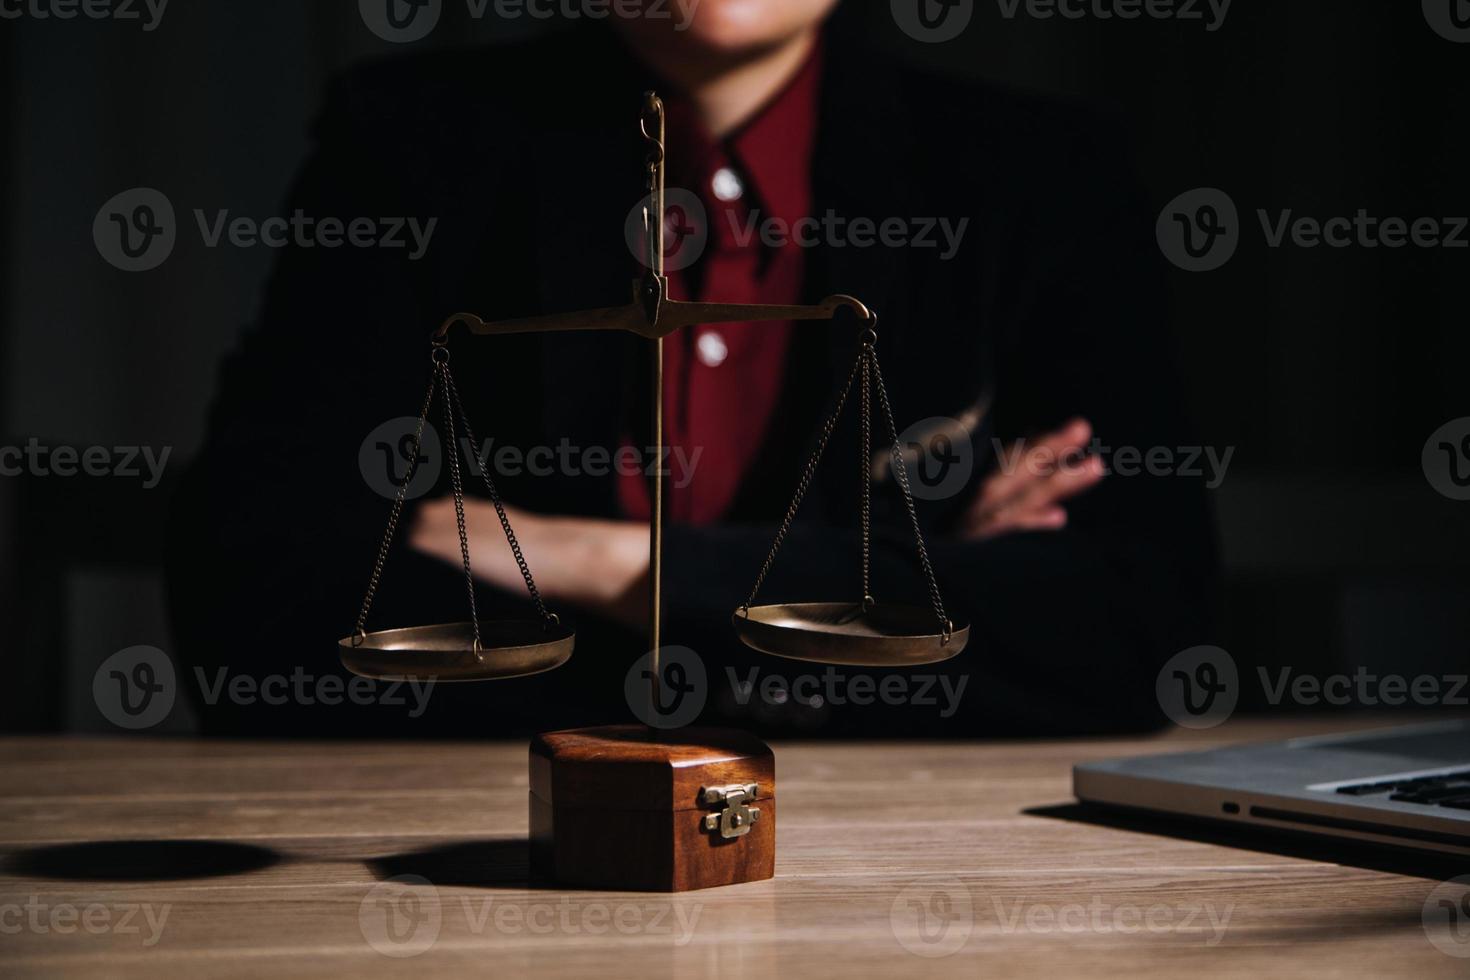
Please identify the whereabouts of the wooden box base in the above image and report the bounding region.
[529,725,775,892]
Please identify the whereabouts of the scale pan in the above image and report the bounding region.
[733,602,968,667]
[339,621,574,682]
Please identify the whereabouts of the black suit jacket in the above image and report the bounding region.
[168,21,1217,737]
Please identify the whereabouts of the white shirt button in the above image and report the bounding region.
[696,331,729,368]
[712,167,744,202]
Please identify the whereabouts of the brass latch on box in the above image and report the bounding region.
[700,784,760,839]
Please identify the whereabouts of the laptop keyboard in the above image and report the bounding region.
[1335,768,1470,809]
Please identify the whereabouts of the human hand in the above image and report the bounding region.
[958,418,1104,541]
[408,499,650,628]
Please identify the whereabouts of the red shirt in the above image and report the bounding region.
[619,44,822,526]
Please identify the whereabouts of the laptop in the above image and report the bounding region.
[1073,720,1470,856]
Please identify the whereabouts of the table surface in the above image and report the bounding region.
[1,717,1466,979]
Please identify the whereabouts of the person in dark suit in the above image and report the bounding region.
[167,0,1217,737]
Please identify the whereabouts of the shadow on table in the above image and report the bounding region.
[1,839,284,881]
[368,838,540,888]
[1028,802,1470,881]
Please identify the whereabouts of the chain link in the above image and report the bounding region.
[437,358,483,655]
[739,349,865,612]
[737,324,953,643]
[859,339,873,607]
[870,349,952,642]
[353,368,437,644]
[353,344,561,648]
[440,363,555,625]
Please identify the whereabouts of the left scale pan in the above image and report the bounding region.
[340,621,575,682]
[339,339,575,683]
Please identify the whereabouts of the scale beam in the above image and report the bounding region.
[433,281,874,344]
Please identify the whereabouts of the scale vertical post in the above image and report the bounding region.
[645,93,666,713]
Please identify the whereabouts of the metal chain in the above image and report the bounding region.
[440,362,556,626]
[859,338,873,608]
[353,361,439,644]
[739,349,866,612]
[870,349,953,643]
[436,357,484,655]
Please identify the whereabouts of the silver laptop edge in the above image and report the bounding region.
[1073,720,1470,857]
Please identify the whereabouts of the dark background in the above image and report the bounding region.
[2,0,1466,732]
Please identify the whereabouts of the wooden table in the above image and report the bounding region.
[1,717,1464,978]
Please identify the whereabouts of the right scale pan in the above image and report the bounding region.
[733,603,969,667]
[732,320,972,670]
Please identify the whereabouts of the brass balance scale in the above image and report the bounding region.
[339,93,970,891]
